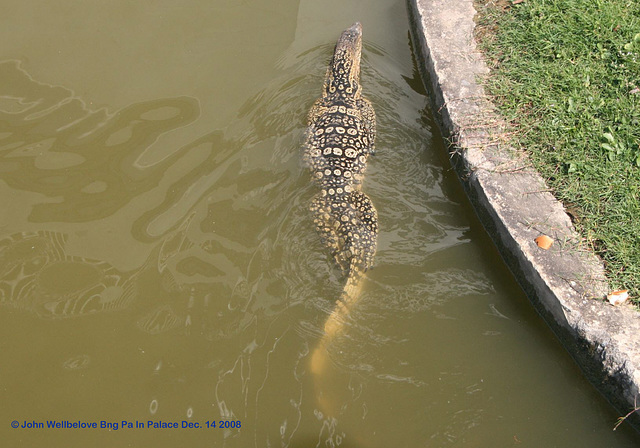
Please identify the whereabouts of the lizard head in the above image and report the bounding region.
[324,22,363,99]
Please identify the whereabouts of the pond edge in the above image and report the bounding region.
[406,0,640,427]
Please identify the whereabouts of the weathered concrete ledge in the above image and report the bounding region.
[407,0,640,426]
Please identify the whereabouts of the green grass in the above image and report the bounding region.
[475,0,640,303]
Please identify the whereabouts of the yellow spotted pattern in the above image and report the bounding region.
[302,23,378,276]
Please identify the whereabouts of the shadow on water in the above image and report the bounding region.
[0,61,200,223]
[0,230,138,318]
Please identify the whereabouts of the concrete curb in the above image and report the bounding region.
[407,0,640,425]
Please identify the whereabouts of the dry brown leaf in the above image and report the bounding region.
[607,289,629,306]
[535,235,553,250]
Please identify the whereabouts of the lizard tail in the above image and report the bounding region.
[322,271,362,338]
[310,270,363,376]
[309,270,365,420]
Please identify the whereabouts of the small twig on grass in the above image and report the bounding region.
[492,165,532,174]
[523,189,554,195]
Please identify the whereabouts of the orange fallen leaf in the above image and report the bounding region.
[607,290,629,306]
[535,235,553,250]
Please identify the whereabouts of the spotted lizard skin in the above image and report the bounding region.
[303,22,377,296]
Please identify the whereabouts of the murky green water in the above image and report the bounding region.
[1,0,639,446]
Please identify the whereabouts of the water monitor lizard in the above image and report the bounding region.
[303,22,378,338]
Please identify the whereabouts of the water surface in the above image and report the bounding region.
[1,0,639,446]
